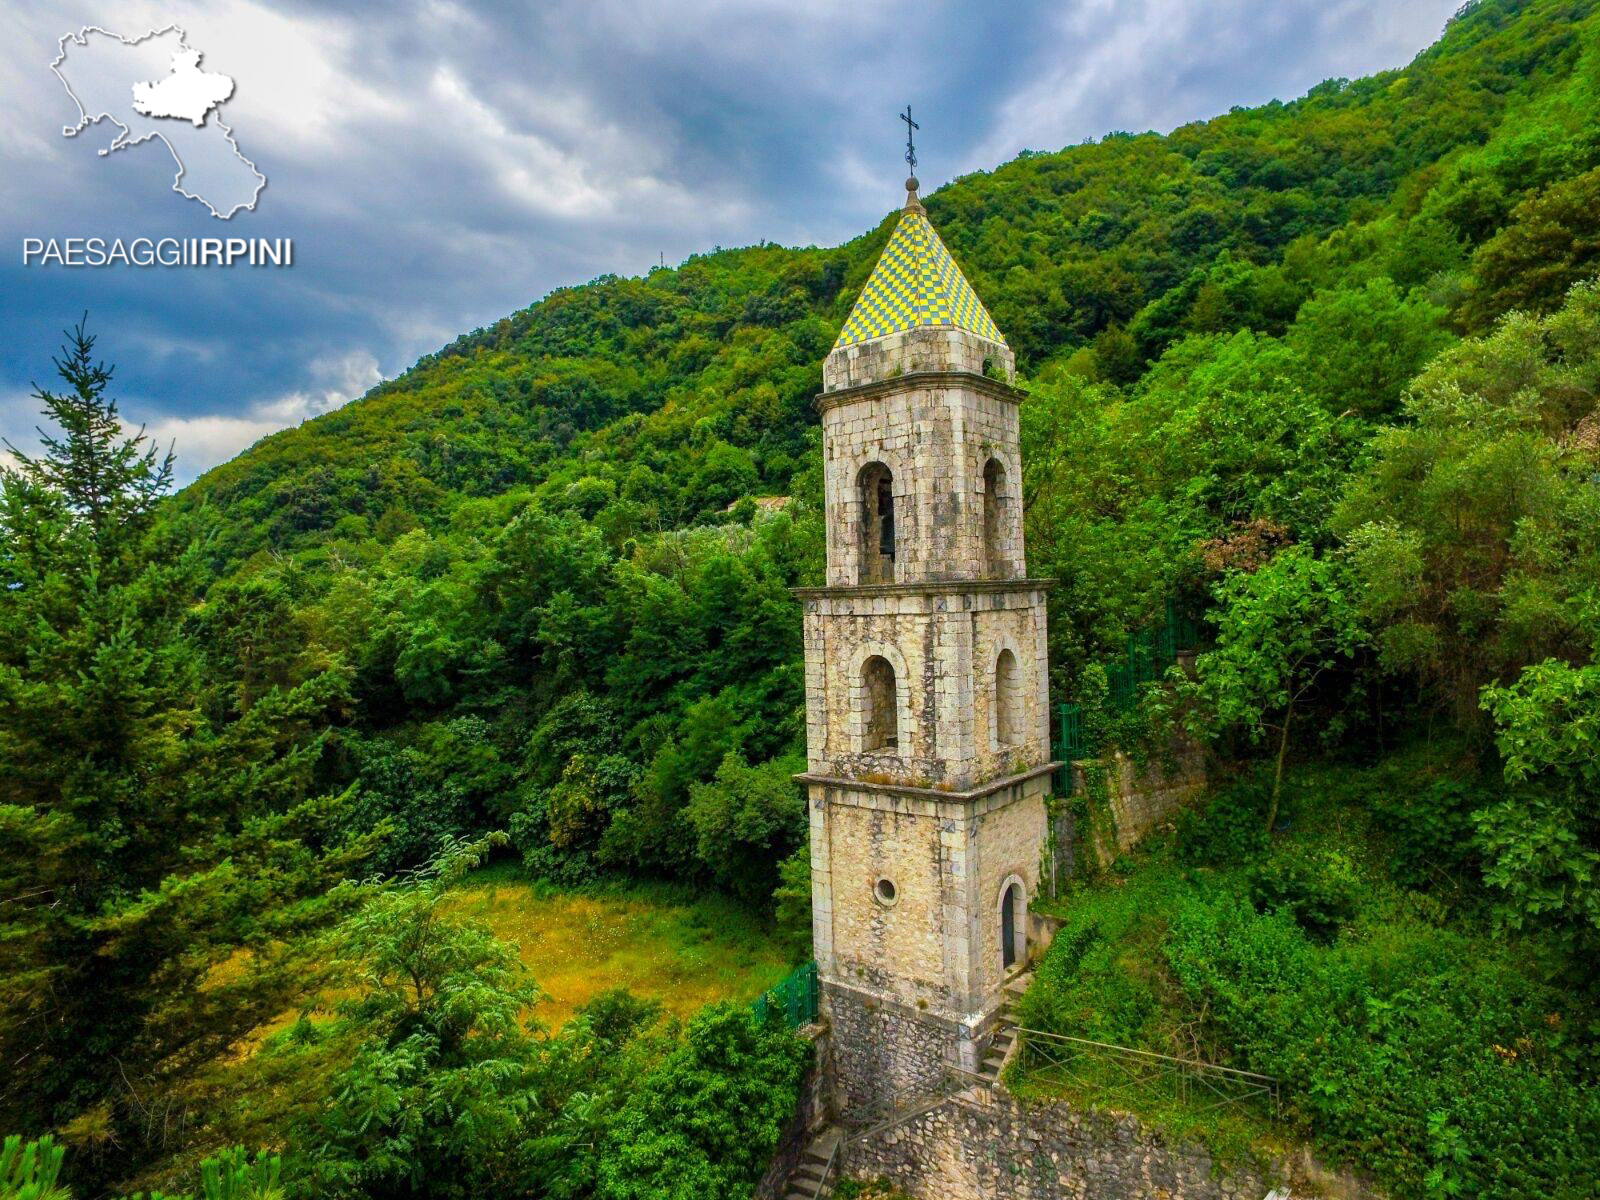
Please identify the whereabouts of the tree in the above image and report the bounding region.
[685,752,806,908]
[596,1005,808,1200]
[1335,280,1600,730]
[1284,278,1452,419]
[293,837,546,1200]
[2,316,172,558]
[1460,168,1600,331]
[1476,657,1600,951]
[0,325,373,1187]
[1189,547,1368,830]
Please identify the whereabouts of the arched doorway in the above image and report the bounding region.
[1001,880,1024,971]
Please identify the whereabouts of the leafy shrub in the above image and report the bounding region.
[0,1137,281,1200]
[1246,846,1359,941]
[685,752,806,908]
[1163,895,1600,1199]
[1177,776,1271,866]
[1,1134,67,1200]
[596,1005,809,1200]
[1383,776,1488,892]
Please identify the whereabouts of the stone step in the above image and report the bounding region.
[781,1128,840,1200]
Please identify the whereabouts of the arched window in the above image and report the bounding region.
[862,655,899,751]
[982,458,1007,577]
[994,648,1021,748]
[858,462,895,584]
[1001,881,1024,970]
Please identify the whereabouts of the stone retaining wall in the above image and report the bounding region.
[1061,744,1205,875]
[826,982,965,1111]
[843,1083,1271,1200]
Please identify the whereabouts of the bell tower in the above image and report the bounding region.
[800,176,1056,1111]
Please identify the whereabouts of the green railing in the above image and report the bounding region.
[752,960,819,1029]
[1058,702,1086,763]
[1053,601,1200,792]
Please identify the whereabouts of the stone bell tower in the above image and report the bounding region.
[799,176,1056,1112]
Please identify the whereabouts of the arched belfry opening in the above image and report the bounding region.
[995,648,1021,748]
[1001,880,1025,971]
[861,654,899,752]
[858,462,896,584]
[983,457,1007,577]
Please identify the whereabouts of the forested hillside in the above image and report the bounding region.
[3,0,1599,1196]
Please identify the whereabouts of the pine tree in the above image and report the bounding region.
[0,322,375,1190]
[2,316,172,562]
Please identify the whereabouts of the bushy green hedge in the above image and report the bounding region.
[1166,895,1599,1197]
[1021,754,1600,1200]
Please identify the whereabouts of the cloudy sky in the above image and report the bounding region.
[2,0,1462,482]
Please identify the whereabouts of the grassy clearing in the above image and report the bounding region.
[443,865,798,1027]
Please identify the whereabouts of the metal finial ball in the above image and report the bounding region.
[905,176,919,192]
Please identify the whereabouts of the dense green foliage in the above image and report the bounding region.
[153,0,1600,911]
[1020,753,1600,1199]
[275,840,808,1200]
[4,0,1600,1194]
[0,326,375,1187]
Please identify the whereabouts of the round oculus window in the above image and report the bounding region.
[874,877,898,906]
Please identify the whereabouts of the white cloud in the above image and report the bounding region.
[973,0,1462,168]
[130,348,381,480]
[2,0,1473,486]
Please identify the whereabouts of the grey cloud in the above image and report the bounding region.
[3,0,1458,481]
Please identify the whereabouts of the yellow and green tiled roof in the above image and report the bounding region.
[834,208,1005,349]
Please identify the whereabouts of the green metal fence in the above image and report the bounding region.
[1053,601,1200,792]
[752,960,819,1029]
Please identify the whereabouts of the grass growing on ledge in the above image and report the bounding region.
[443,864,797,1027]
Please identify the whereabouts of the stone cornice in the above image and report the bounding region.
[796,760,1061,805]
[792,577,1054,600]
[815,370,1027,414]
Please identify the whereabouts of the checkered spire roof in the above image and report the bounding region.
[834,200,1004,350]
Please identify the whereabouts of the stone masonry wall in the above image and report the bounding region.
[1070,745,1206,869]
[799,584,1050,790]
[812,773,1058,1018]
[970,605,1051,785]
[826,982,963,1113]
[817,375,1026,589]
[971,777,1048,1000]
[822,324,1014,392]
[844,1084,1271,1200]
[824,796,948,1004]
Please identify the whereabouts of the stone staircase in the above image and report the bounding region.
[782,1127,840,1200]
[781,975,1033,1198]
[977,973,1029,1083]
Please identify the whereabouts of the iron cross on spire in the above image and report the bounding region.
[900,104,919,177]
